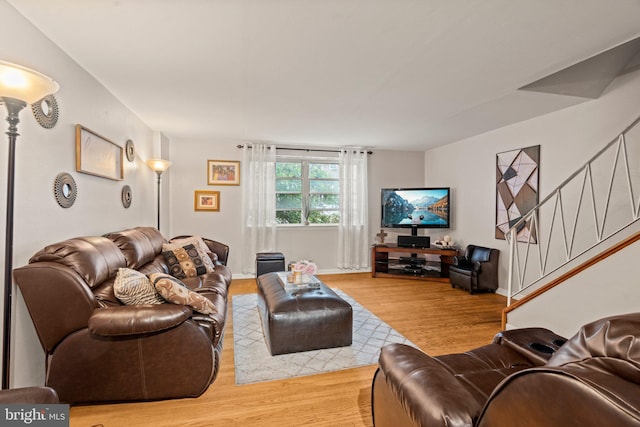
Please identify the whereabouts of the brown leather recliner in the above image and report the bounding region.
[372,312,640,427]
[13,227,231,405]
[449,245,499,294]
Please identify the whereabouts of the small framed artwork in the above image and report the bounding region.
[207,160,240,185]
[194,190,220,212]
[75,125,124,181]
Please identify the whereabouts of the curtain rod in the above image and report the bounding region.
[236,144,372,154]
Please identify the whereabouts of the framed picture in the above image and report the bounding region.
[194,190,220,211]
[75,125,124,181]
[496,145,540,243]
[207,160,240,185]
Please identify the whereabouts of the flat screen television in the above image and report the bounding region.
[381,187,450,235]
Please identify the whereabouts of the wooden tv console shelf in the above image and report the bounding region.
[371,244,458,282]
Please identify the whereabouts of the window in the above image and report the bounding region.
[276,159,340,224]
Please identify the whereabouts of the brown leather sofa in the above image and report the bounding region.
[372,312,640,426]
[13,227,231,405]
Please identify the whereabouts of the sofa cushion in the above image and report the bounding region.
[28,236,126,288]
[150,273,217,315]
[162,244,212,279]
[105,227,165,269]
[164,236,216,272]
[470,246,492,263]
[113,268,164,305]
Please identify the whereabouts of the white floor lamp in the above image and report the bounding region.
[0,60,59,389]
[146,159,171,231]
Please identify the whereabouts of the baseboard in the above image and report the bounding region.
[232,268,371,280]
[232,273,256,279]
[317,268,372,275]
[495,288,508,297]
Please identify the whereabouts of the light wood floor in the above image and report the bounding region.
[69,273,506,427]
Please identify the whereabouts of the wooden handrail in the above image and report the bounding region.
[501,230,640,329]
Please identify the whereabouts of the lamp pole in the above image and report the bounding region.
[155,171,162,230]
[1,98,25,390]
[0,61,59,389]
[146,159,171,232]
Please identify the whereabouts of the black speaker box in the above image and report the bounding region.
[397,235,430,249]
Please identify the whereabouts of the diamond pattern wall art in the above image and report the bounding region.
[496,145,540,243]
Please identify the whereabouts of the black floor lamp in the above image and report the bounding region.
[0,60,59,389]
[146,159,171,231]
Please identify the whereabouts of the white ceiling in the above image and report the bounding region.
[8,0,640,150]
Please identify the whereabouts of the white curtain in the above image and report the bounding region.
[241,143,277,274]
[337,149,369,269]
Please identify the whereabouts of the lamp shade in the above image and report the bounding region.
[146,158,171,173]
[0,60,59,104]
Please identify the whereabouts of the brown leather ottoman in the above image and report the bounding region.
[256,272,352,355]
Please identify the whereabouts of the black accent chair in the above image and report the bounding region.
[449,245,499,294]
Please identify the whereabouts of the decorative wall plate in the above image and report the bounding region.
[121,185,132,208]
[54,172,77,208]
[32,94,59,129]
[125,139,135,162]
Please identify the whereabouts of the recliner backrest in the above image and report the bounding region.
[28,236,126,288]
[469,246,492,263]
[547,313,640,384]
[104,227,165,269]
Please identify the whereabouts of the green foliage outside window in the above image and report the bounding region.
[276,160,340,224]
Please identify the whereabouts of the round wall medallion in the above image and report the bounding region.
[125,139,135,162]
[121,185,132,208]
[32,95,60,129]
[54,172,77,208]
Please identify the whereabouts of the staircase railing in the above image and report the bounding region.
[506,114,640,305]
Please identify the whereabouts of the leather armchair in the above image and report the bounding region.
[449,245,499,294]
[372,312,640,427]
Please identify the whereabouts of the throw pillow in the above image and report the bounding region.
[150,273,217,315]
[113,268,164,305]
[164,236,216,273]
[168,235,210,256]
[162,244,209,279]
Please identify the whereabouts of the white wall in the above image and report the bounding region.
[169,139,243,272]
[506,240,640,337]
[368,149,426,244]
[424,65,640,324]
[0,2,157,387]
[169,140,426,275]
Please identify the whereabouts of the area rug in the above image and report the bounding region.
[232,289,417,385]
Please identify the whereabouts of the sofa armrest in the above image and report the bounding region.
[376,343,483,427]
[88,305,192,336]
[493,327,567,365]
[202,238,229,266]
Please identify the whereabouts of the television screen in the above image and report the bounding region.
[381,187,450,230]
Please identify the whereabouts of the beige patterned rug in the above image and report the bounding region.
[232,289,416,384]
